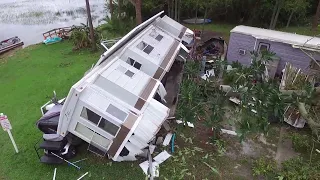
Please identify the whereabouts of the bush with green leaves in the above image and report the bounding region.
[98,17,135,38]
[70,24,101,50]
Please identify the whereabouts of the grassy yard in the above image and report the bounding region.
[0,42,145,180]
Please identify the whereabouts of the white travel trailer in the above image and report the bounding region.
[35,11,194,164]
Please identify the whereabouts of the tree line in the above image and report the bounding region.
[108,0,320,30]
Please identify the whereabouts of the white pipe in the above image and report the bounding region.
[77,172,89,180]
[7,130,19,153]
[53,168,57,180]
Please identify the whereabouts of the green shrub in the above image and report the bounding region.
[290,133,311,152]
[279,157,320,180]
[70,24,101,50]
[98,17,135,38]
[252,158,277,178]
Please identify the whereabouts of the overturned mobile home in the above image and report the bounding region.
[35,11,194,164]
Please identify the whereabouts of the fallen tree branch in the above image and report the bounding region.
[298,102,320,135]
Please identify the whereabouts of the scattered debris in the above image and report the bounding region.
[149,145,156,154]
[153,150,171,164]
[51,152,81,170]
[163,133,173,146]
[139,161,159,178]
[280,63,317,128]
[76,172,89,180]
[162,121,171,132]
[203,162,220,176]
[221,129,237,136]
[53,168,57,180]
[156,137,164,145]
[166,117,175,120]
[100,37,122,50]
[140,150,172,178]
[176,120,194,128]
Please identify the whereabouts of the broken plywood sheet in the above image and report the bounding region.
[221,129,237,136]
[139,161,159,177]
[153,150,171,164]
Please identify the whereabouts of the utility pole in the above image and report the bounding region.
[85,0,96,51]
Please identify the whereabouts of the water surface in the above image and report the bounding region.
[0,0,107,46]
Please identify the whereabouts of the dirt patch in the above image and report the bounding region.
[274,127,299,167]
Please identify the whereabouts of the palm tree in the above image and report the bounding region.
[129,0,142,25]
[312,0,320,31]
[85,0,96,50]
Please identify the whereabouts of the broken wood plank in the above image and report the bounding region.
[163,133,173,146]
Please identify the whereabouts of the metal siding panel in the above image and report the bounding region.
[227,33,255,66]
[260,40,313,73]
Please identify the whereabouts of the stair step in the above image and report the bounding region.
[39,141,65,151]
[40,155,64,164]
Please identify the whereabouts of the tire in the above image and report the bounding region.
[66,133,83,146]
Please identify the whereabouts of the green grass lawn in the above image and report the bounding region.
[0,42,145,180]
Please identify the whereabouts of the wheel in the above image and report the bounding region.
[66,133,83,146]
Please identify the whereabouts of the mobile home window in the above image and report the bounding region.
[126,58,142,70]
[98,118,119,136]
[80,106,120,137]
[258,43,270,53]
[80,107,100,124]
[137,41,154,54]
[155,35,164,41]
[125,70,135,77]
[149,29,164,42]
[106,104,128,122]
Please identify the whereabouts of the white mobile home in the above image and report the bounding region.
[36,11,194,163]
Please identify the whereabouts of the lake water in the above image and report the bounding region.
[0,0,107,46]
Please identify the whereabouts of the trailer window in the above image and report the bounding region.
[80,107,100,125]
[258,42,270,53]
[125,70,135,77]
[106,104,128,122]
[137,41,154,54]
[126,58,142,70]
[98,118,119,136]
[149,30,163,42]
